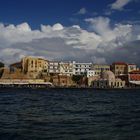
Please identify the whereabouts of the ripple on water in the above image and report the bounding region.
[0,88,140,140]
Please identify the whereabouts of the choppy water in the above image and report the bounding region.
[0,88,140,140]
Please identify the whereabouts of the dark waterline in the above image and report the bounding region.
[0,88,140,140]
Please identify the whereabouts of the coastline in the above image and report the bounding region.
[0,84,140,90]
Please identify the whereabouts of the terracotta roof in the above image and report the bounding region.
[112,62,127,65]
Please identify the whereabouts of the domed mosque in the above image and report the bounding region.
[92,70,126,89]
[102,71,115,82]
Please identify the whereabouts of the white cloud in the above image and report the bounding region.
[0,17,139,65]
[52,23,64,31]
[110,0,132,10]
[77,8,87,15]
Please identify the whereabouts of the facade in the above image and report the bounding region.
[22,56,49,78]
[127,64,137,73]
[22,56,48,73]
[49,75,75,87]
[91,64,110,77]
[87,70,95,78]
[92,71,125,88]
[88,75,100,87]
[59,62,73,76]
[73,61,92,75]
[48,61,60,74]
[128,70,140,86]
[111,62,127,76]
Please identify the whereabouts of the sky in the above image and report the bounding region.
[0,0,140,65]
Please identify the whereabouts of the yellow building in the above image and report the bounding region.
[91,64,110,77]
[22,56,49,78]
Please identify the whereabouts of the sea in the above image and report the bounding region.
[0,88,140,140]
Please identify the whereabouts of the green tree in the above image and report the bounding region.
[72,75,83,85]
[0,62,4,78]
[0,62,4,68]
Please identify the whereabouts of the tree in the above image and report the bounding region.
[0,62,4,78]
[72,75,83,85]
[0,62,4,68]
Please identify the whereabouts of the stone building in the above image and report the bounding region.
[111,62,127,77]
[22,56,48,78]
[49,75,75,87]
[92,71,125,89]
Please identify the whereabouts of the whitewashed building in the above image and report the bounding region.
[87,70,95,78]
[48,61,60,74]
[73,61,92,75]
[59,62,73,76]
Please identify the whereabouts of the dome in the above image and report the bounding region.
[102,71,115,81]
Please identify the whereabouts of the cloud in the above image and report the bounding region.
[110,0,132,10]
[85,17,132,43]
[77,8,87,15]
[0,17,140,66]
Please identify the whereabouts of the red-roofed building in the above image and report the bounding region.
[129,70,140,87]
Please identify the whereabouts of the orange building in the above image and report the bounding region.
[129,70,140,81]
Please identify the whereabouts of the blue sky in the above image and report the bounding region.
[0,0,139,29]
[0,0,140,65]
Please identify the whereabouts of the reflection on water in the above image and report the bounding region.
[0,88,140,140]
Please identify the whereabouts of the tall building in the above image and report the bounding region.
[22,56,49,78]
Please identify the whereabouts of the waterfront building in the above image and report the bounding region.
[73,61,92,75]
[91,64,110,77]
[92,71,125,88]
[22,56,48,73]
[111,62,127,77]
[59,62,73,76]
[87,70,95,78]
[128,70,140,87]
[22,56,49,78]
[49,75,75,87]
[48,61,60,75]
[127,64,137,73]
[88,75,100,87]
